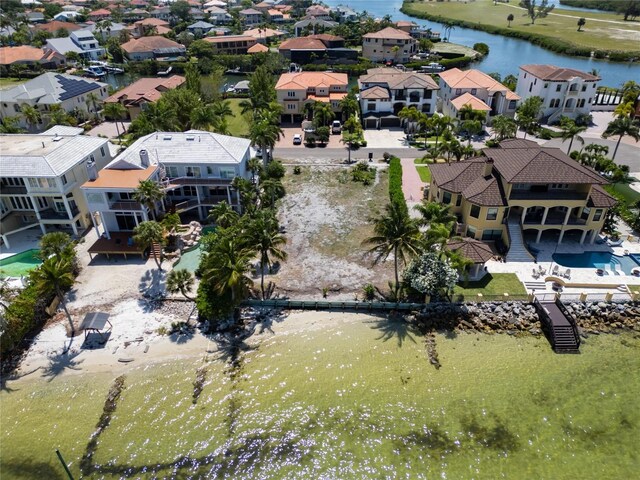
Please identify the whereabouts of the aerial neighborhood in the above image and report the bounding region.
[1,0,640,475]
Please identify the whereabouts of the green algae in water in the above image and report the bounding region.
[1,317,639,479]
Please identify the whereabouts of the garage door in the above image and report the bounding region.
[364,118,378,129]
[381,117,400,128]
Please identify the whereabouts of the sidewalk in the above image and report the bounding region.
[400,158,425,217]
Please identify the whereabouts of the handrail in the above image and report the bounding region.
[555,297,581,349]
[242,299,425,311]
[532,296,556,347]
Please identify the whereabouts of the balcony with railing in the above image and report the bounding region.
[523,211,587,226]
[39,207,80,220]
[509,190,587,202]
[163,177,234,189]
[0,185,28,195]
[109,200,144,211]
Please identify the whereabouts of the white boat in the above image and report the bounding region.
[83,66,106,78]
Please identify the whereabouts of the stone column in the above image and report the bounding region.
[541,207,549,225]
[563,208,572,225]
[579,230,588,244]
[521,207,527,224]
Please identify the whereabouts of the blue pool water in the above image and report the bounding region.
[172,226,215,273]
[553,252,640,275]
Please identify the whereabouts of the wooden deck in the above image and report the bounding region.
[88,232,145,259]
[534,297,581,353]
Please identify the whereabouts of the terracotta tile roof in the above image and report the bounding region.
[243,27,285,38]
[247,43,269,53]
[439,68,516,95]
[307,92,348,102]
[82,166,158,189]
[89,8,111,15]
[204,35,256,44]
[275,72,348,90]
[462,175,507,206]
[451,92,491,112]
[363,27,412,40]
[447,238,495,263]
[240,8,262,15]
[360,86,390,100]
[32,20,81,33]
[0,46,45,65]
[279,37,326,51]
[135,17,170,26]
[396,21,416,27]
[587,185,617,208]
[520,64,600,82]
[482,146,607,185]
[104,75,185,104]
[359,68,439,90]
[267,9,283,16]
[308,33,342,42]
[122,36,184,54]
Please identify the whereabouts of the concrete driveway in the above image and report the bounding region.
[275,126,344,150]
[363,128,412,149]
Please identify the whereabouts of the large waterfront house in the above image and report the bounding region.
[0,73,108,131]
[361,27,417,64]
[103,75,186,120]
[44,29,105,61]
[121,36,186,61]
[275,71,349,123]
[358,68,439,129]
[203,35,258,55]
[81,131,251,236]
[0,45,65,71]
[438,68,520,124]
[278,34,358,64]
[0,130,112,247]
[427,139,616,260]
[516,64,600,124]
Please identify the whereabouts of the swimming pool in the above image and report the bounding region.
[0,249,42,278]
[172,226,215,273]
[552,252,640,275]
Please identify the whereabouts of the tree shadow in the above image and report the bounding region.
[0,365,42,393]
[41,350,84,382]
[459,412,520,453]
[0,459,65,480]
[254,308,287,335]
[138,268,166,300]
[366,314,421,347]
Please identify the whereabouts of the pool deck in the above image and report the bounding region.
[487,237,640,297]
[0,226,42,260]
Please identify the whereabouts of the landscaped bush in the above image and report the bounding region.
[351,161,376,185]
[473,42,490,56]
[389,156,408,216]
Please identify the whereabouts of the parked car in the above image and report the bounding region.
[331,120,342,134]
[293,134,302,145]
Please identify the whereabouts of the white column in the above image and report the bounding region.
[580,230,588,244]
[141,208,149,222]
[589,229,598,244]
[521,207,527,224]
[541,207,549,225]
[563,208,572,226]
[62,195,73,220]
[1,234,9,249]
[226,186,232,205]
[134,212,139,227]
[536,230,542,243]
[195,186,201,207]
[90,210,100,237]
[558,229,565,244]
[101,212,111,239]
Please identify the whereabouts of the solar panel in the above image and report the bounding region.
[55,74,101,101]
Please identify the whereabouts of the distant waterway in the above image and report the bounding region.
[2,313,639,479]
[325,0,639,86]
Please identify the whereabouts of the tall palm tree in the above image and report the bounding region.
[414,200,456,229]
[431,115,454,153]
[602,116,640,161]
[250,115,284,166]
[190,103,216,131]
[133,221,165,271]
[247,157,263,183]
[259,178,285,209]
[86,92,100,114]
[424,222,455,259]
[363,202,422,297]
[398,106,422,134]
[312,101,335,127]
[31,258,75,336]
[247,210,287,299]
[39,232,75,262]
[208,201,239,228]
[203,237,254,305]
[0,116,25,133]
[21,104,41,132]
[47,104,74,128]
[103,101,127,138]
[559,117,587,154]
[133,179,165,220]
[166,268,195,300]
[339,93,359,121]
[491,115,517,141]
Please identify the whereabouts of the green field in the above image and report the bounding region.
[226,98,250,138]
[416,165,432,182]
[453,273,528,300]
[604,183,640,206]
[402,0,640,53]
[0,77,26,89]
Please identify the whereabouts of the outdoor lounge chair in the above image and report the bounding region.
[604,264,612,275]
[564,268,571,279]
[552,265,559,276]
[532,268,539,279]
[614,264,623,275]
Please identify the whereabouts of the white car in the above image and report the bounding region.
[293,134,302,145]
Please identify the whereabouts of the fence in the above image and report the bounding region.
[534,291,633,303]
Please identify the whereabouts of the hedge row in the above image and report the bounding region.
[399,6,640,63]
[389,156,409,216]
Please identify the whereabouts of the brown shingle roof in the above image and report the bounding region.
[33,20,82,33]
[360,86,390,100]
[359,68,439,90]
[462,175,507,206]
[104,75,185,104]
[429,159,486,194]
[496,138,540,149]
[308,33,343,42]
[122,36,184,53]
[279,37,327,51]
[587,185,617,208]
[520,64,600,82]
[363,26,412,40]
[447,238,495,263]
[482,146,607,185]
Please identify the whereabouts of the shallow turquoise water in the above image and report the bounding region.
[0,249,41,278]
[2,316,639,479]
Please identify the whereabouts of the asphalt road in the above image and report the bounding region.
[274,147,423,164]
[542,137,640,173]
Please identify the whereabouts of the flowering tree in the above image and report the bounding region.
[403,252,458,300]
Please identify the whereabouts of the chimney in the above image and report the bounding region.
[139,149,149,168]
[483,157,493,177]
[86,160,99,181]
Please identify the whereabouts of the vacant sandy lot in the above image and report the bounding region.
[271,165,395,298]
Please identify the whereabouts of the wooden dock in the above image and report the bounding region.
[88,232,145,260]
[534,297,580,353]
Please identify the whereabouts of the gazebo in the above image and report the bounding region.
[446,238,495,280]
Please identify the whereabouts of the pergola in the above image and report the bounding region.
[447,238,495,280]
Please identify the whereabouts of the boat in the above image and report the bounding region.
[419,62,445,73]
[83,66,106,78]
[104,65,124,74]
[157,66,173,76]
[225,66,242,75]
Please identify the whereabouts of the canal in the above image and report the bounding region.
[324,0,639,86]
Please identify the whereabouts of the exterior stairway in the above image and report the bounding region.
[506,220,535,262]
[150,242,162,259]
[552,324,580,353]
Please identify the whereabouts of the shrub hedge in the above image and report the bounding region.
[389,156,409,216]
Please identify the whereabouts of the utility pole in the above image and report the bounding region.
[55,449,74,480]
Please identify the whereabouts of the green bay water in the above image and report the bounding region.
[2,315,639,479]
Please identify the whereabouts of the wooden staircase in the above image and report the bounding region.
[533,296,580,354]
[551,324,580,353]
[150,242,162,259]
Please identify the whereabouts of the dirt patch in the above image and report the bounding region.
[272,166,394,298]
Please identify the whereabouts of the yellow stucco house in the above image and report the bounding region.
[427,139,616,261]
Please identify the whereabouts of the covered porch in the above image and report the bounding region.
[87,232,145,260]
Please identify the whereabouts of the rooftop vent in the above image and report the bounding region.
[186,135,195,141]
[163,135,172,141]
[53,135,63,142]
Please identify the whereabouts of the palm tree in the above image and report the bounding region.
[559,117,587,153]
[363,202,422,298]
[21,104,41,132]
[208,201,239,228]
[133,179,165,220]
[247,157,263,183]
[414,200,456,229]
[133,221,165,271]
[491,115,517,141]
[259,178,285,209]
[31,258,75,336]
[431,115,454,153]
[339,93,359,121]
[247,211,287,299]
[166,269,195,300]
[602,116,640,161]
[424,222,455,258]
[0,116,25,133]
[507,13,514,27]
[312,101,335,127]
[398,106,421,135]
[46,104,74,128]
[86,92,100,114]
[39,232,75,261]
[577,17,586,31]
[190,103,216,131]
[203,237,254,305]
[103,101,127,138]
[250,116,284,166]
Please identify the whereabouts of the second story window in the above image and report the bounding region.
[470,204,480,219]
[486,208,498,221]
[287,91,296,97]
[186,166,201,178]
[166,166,179,178]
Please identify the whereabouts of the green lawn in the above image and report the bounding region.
[402,0,640,53]
[416,165,432,183]
[0,77,26,89]
[604,183,640,206]
[225,98,250,138]
[453,273,528,301]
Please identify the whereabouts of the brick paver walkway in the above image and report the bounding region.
[400,158,425,203]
